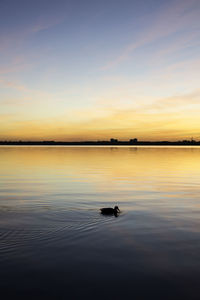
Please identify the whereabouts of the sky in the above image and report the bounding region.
[0,0,200,141]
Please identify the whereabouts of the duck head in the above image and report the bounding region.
[114,206,120,213]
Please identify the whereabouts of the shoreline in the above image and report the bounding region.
[0,141,200,146]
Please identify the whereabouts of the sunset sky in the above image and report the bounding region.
[0,0,200,141]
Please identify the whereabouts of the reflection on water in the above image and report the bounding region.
[0,146,200,299]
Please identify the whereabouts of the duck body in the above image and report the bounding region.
[100,206,120,215]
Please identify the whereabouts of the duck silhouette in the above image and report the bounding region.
[100,206,120,216]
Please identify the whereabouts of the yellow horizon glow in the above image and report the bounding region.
[1,90,200,141]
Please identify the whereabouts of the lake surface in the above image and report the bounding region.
[0,146,200,299]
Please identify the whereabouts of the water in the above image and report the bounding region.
[0,146,200,299]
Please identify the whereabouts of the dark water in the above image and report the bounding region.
[0,146,200,299]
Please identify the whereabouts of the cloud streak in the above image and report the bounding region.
[101,0,200,70]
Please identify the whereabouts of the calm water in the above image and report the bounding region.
[1,146,200,299]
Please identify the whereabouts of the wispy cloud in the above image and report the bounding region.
[30,13,66,34]
[0,78,28,92]
[0,11,66,52]
[101,0,200,70]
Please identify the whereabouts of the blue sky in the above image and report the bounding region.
[0,0,200,140]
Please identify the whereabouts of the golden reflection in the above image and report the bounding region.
[1,146,200,174]
[1,146,200,190]
[1,146,200,213]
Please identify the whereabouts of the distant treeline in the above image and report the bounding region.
[0,140,200,146]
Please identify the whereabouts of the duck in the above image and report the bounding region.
[100,206,120,215]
